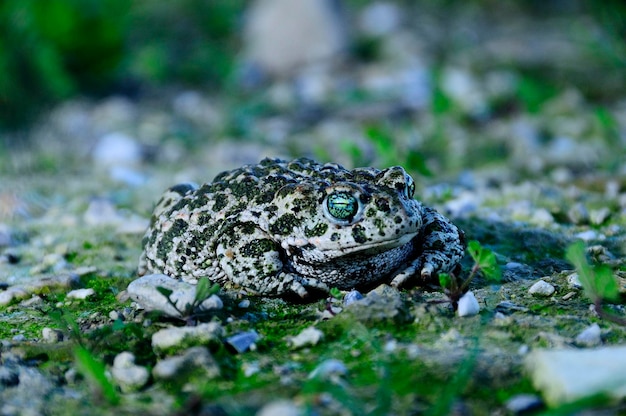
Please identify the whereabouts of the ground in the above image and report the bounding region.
[1,1,626,415]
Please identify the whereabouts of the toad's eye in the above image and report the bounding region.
[405,176,415,199]
[325,192,359,222]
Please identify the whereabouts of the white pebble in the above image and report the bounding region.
[525,345,626,406]
[567,273,583,289]
[457,291,480,317]
[308,359,347,380]
[151,322,223,354]
[66,288,95,300]
[111,352,149,393]
[505,394,543,414]
[42,327,64,343]
[257,400,301,416]
[575,230,605,241]
[575,323,602,347]
[287,326,324,349]
[528,280,555,297]
[92,132,142,167]
[200,294,223,311]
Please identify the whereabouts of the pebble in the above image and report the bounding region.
[0,287,29,306]
[528,280,555,297]
[525,345,626,406]
[343,289,364,306]
[92,132,142,167]
[41,328,64,343]
[589,207,611,225]
[505,394,543,414]
[257,399,302,416]
[287,326,324,349]
[66,288,95,300]
[224,330,260,354]
[0,224,12,247]
[561,291,577,301]
[457,291,480,317]
[359,2,402,36]
[243,0,345,75]
[151,322,224,355]
[238,299,251,308]
[343,284,410,324]
[575,230,605,241]
[566,273,583,289]
[574,323,602,347]
[110,352,149,393]
[308,359,347,380]
[567,202,588,225]
[152,346,220,380]
[127,274,223,318]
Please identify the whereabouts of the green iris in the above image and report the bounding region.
[326,192,358,221]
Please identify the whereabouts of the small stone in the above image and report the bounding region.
[66,288,95,300]
[525,346,626,406]
[41,328,64,343]
[201,294,223,311]
[92,132,142,167]
[343,284,409,324]
[561,291,577,301]
[152,346,219,380]
[257,399,302,416]
[224,331,260,354]
[12,334,26,342]
[575,323,602,347]
[0,287,29,306]
[575,230,604,241]
[528,280,555,297]
[359,2,401,36]
[589,207,611,226]
[567,202,588,225]
[83,198,124,226]
[109,310,121,321]
[110,352,149,393]
[20,296,43,307]
[238,299,251,308]
[505,394,543,414]
[287,326,324,349]
[343,290,364,306]
[151,322,223,355]
[457,291,480,317]
[308,359,347,380]
[242,361,260,377]
[567,273,583,289]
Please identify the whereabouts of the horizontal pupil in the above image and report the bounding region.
[329,193,356,219]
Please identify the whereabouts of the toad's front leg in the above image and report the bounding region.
[391,206,465,288]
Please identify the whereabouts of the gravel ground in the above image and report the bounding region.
[1,2,626,415]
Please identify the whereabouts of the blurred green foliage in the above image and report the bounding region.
[0,0,624,130]
[0,0,244,128]
[0,0,130,127]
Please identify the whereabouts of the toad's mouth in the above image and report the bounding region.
[315,231,418,256]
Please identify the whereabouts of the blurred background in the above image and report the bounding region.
[1,0,626,191]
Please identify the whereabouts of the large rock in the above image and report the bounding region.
[127,274,223,318]
[525,346,626,406]
[243,0,346,76]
